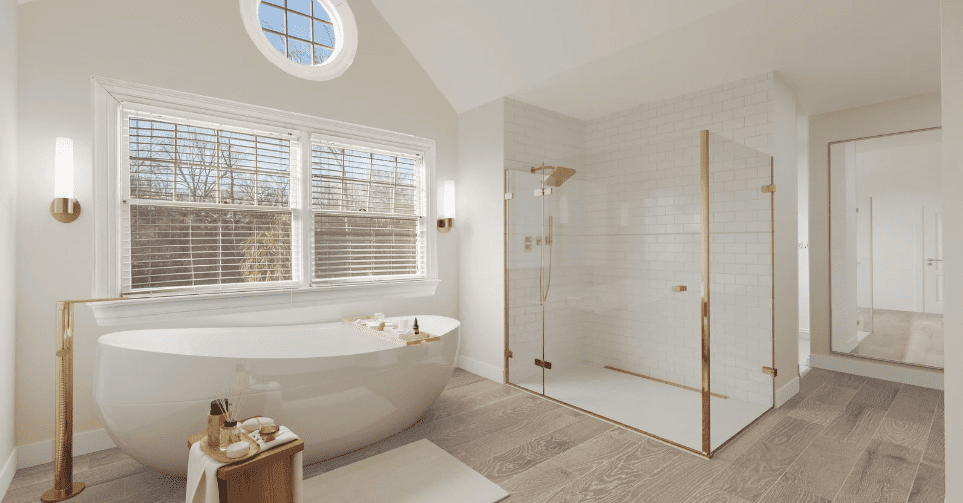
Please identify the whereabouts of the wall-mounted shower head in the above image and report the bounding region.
[531,165,576,187]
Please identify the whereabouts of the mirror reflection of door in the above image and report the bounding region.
[924,206,943,315]
[830,128,943,369]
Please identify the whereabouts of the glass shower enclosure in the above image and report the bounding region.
[505,130,776,456]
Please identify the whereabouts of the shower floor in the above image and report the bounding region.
[511,363,771,453]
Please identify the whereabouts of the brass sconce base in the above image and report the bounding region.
[437,218,454,233]
[41,482,84,502]
[50,198,81,223]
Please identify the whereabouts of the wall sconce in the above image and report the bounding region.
[50,137,80,223]
[437,180,455,233]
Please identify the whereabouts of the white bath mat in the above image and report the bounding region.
[303,439,509,503]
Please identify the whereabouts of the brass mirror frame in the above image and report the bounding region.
[827,126,944,371]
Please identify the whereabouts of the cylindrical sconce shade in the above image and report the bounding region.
[51,137,81,223]
[437,180,455,233]
[439,180,455,219]
[54,138,74,199]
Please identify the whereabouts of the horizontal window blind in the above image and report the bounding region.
[128,116,291,207]
[311,145,425,283]
[123,115,296,295]
[126,206,293,294]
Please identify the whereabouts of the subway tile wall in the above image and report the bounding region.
[503,73,774,406]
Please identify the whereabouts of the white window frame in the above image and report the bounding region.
[239,0,358,81]
[91,77,439,323]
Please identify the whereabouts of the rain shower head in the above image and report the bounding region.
[531,165,576,187]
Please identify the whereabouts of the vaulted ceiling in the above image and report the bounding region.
[372,0,942,119]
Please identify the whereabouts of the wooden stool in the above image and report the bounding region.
[188,432,304,503]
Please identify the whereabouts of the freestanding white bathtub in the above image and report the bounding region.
[93,315,459,476]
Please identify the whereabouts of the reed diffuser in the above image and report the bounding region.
[211,376,250,451]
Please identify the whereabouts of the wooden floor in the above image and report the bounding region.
[852,309,944,368]
[2,367,944,503]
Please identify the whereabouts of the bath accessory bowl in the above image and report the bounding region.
[94,315,460,476]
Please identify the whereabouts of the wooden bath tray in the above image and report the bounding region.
[342,315,440,346]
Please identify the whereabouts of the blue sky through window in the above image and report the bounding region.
[258,0,337,65]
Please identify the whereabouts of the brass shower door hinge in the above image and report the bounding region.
[761,184,777,193]
[763,366,777,377]
[535,359,552,369]
[506,349,513,358]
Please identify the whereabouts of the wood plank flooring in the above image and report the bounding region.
[851,309,943,368]
[1,367,944,503]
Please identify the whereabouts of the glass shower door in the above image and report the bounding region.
[537,153,706,453]
[505,169,546,393]
[707,132,775,452]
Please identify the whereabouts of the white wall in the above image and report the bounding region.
[797,113,810,336]
[941,0,963,496]
[456,98,505,381]
[857,141,942,313]
[809,92,942,382]
[770,76,800,396]
[0,0,18,493]
[15,0,459,459]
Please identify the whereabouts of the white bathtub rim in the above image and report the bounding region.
[97,315,459,359]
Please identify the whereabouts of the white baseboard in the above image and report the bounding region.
[810,354,943,390]
[775,376,799,407]
[16,429,116,470]
[1,448,16,502]
[457,355,504,383]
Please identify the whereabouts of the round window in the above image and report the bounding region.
[240,0,357,80]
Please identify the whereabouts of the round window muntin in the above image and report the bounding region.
[240,0,357,81]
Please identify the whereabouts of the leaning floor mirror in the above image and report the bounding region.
[829,127,943,369]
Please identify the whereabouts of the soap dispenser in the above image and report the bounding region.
[413,318,420,335]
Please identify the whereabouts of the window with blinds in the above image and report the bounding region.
[123,115,296,295]
[311,146,425,283]
[118,108,430,298]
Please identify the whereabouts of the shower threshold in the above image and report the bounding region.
[509,363,771,456]
[603,365,728,400]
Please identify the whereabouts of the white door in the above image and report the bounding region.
[924,206,943,314]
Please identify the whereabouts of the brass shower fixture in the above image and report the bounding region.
[531,164,576,187]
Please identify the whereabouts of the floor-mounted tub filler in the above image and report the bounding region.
[94,315,460,476]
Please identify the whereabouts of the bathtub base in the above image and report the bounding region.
[93,316,461,477]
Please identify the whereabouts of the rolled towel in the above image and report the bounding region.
[241,416,275,433]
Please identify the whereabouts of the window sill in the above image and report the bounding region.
[89,279,441,326]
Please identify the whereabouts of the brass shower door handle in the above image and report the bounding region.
[672,285,687,292]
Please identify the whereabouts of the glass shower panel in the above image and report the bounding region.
[505,169,545,393]
[707,133,775,452]
[855,195,874,336]
[540,143,705,453]
[541,173,590,392]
